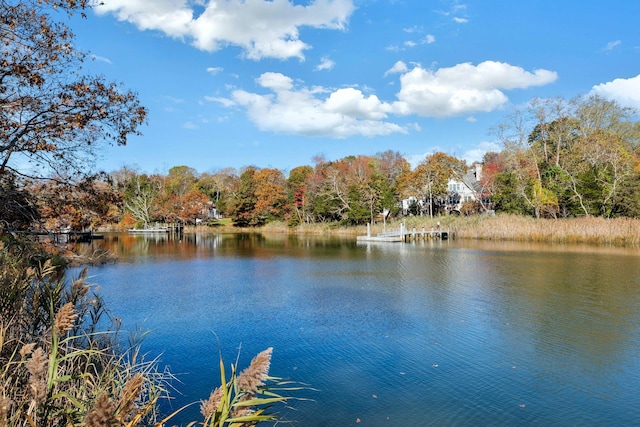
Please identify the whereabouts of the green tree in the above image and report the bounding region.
[491,171,530,214]
[227,167,259,227]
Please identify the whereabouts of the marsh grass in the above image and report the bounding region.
[204,215,640,246]
[0,239,302,426]
[444,214,640,245]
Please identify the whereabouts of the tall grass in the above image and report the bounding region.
[219,215,640,246]
[446,214,640,245]
[0,239,301,426]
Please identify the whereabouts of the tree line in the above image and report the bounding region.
[8,92,640,234]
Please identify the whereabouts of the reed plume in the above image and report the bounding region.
[85,394,116,427]
[54,302,77,337]
[237,347,272,395]
[19,342,36,358]
[71,266,90,297]
[200,386,223,420]
[26,347,48,405]
[117,373,144,422]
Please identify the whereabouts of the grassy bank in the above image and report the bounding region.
[445,214,640,246]
[103,214,640,246]
[188,215,640,246]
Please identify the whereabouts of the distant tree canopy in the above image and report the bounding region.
[0,0,147,179]
[495,95,640,218]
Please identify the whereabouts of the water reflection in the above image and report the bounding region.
[77,233,640,426]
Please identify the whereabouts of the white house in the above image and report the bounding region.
[446,163,483,213]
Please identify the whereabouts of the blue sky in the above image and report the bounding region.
[68,0,640,175]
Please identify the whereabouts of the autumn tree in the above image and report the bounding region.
[0,0,147,178]
[253,168,287,222]
[121,172,162,227]
[496,95,640,218]
[198,168,239,216]
[165,166,198,196]
[306,157,348,223]
[373,150,410,218]
[399,152,466,217]
[286,165,313,226]
[31,175,121,231]
[347,155,380,225]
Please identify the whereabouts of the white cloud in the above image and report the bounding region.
[453,17,469,24]
[393,61,558,117]
[218,72,406,138]
[205,96,236,107]
[384,61,409,76]
[95,0,355,60]
[316,56,336,71]
[207,66,223,75]
[403,25,423,33]
[209,60,557,138]
[590,74,640,110]
[602,40,621,52]
[423,34,436,44]
[324,87,394,120]
[182,121,199,129]
[257,72,294,91]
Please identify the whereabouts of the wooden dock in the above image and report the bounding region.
[357,223,449,243]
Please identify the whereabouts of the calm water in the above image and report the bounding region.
[76,232,640,426]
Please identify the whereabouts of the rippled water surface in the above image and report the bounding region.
[78,233,640,426]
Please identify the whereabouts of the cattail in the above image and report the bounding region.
[54,302,77,337]
[200,386,223,420]
[26,348,48,404]
[85,394,115,427]
[117,373,144,422]
[236,348,272,395]
[19,343,36,358]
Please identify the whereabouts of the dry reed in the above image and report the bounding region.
[187,214,640,246]
[447,214,640,245]
[200,387,223,419]
[53,302,77,336]
[26,348,48,405]
[84,394,116,427]
[236,347,272,395]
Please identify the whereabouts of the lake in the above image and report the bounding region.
[76,232,640,426]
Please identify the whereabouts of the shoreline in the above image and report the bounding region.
[99,214,640,247]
